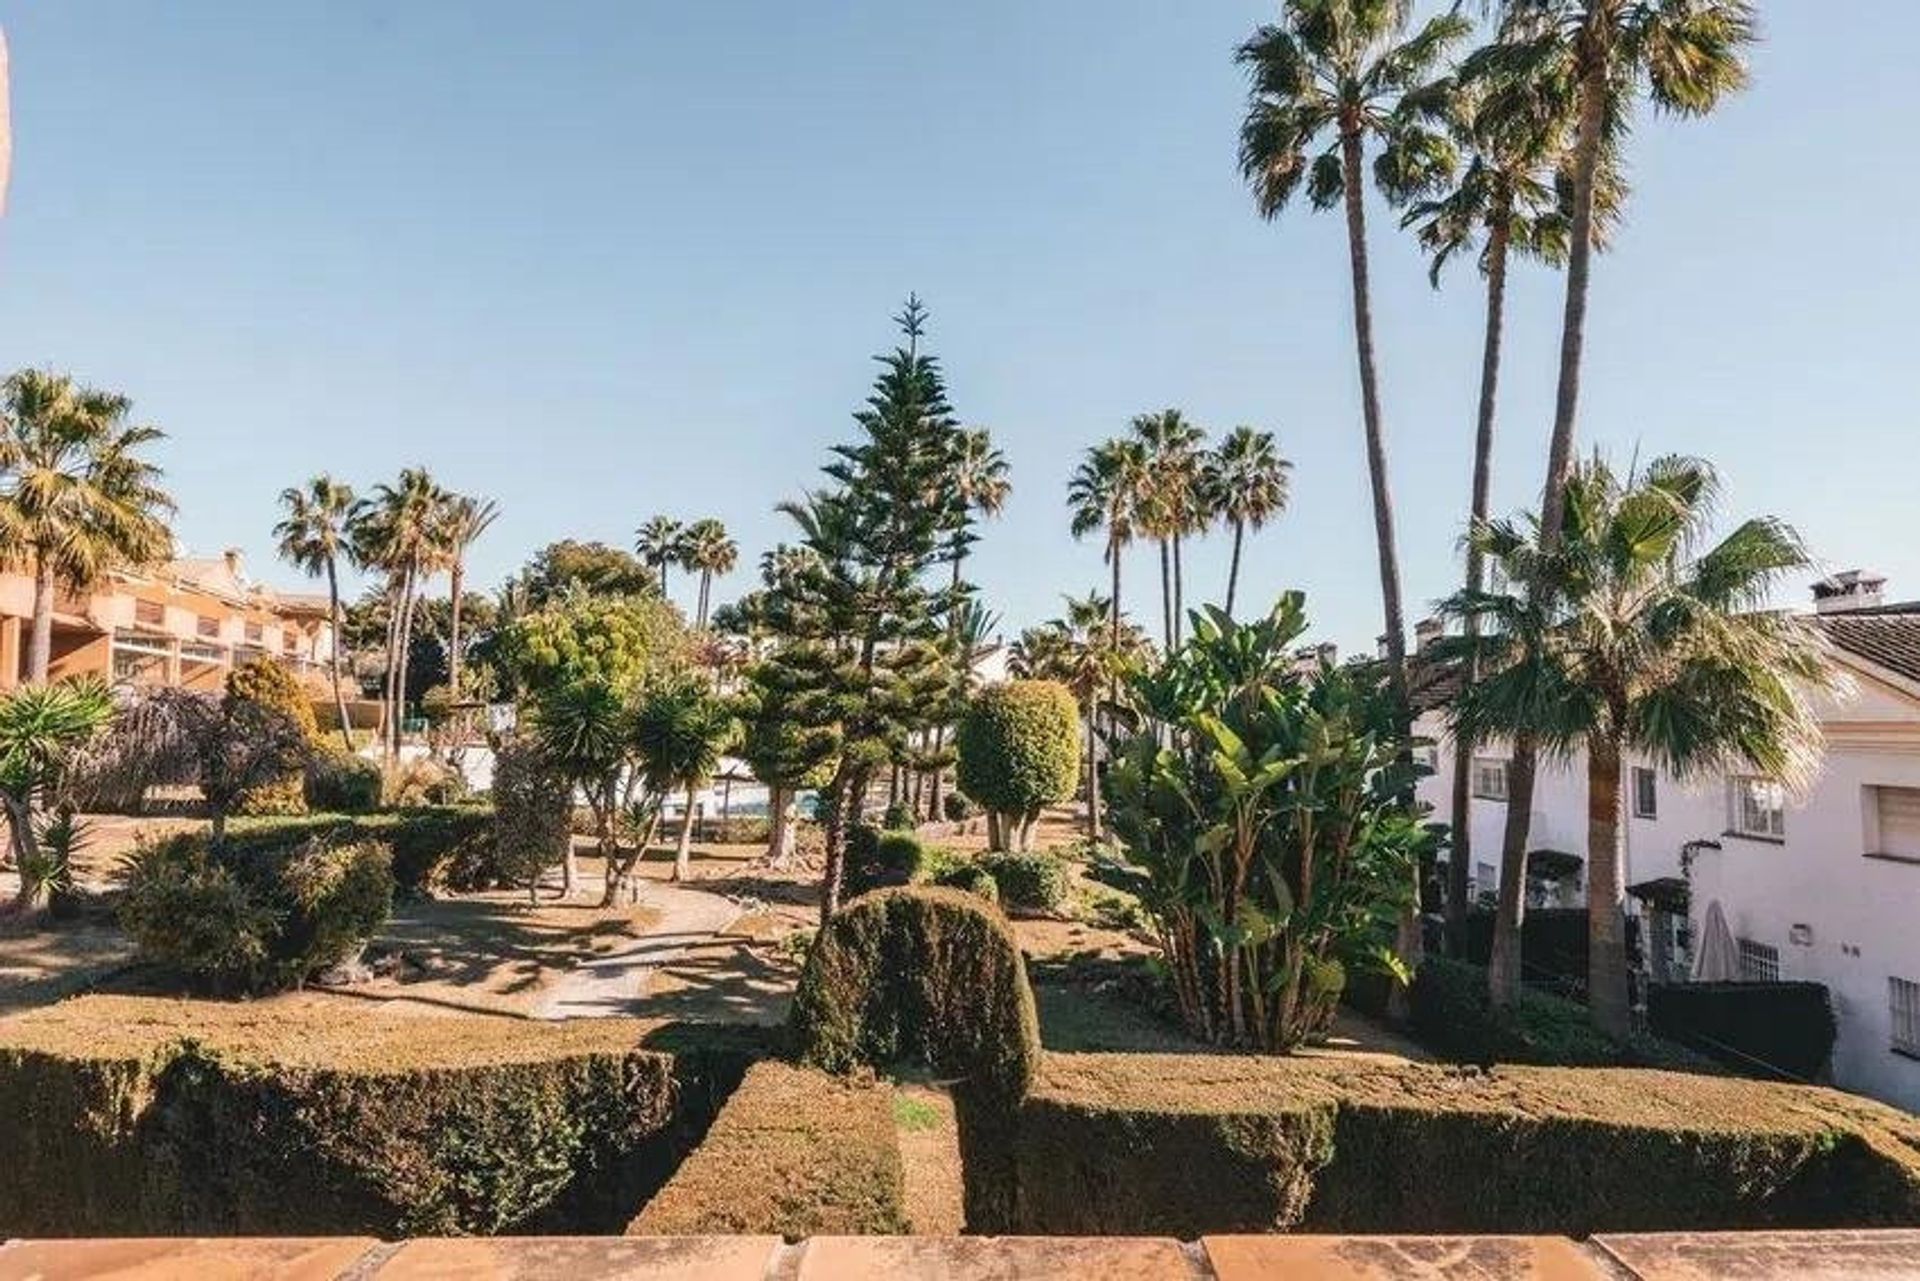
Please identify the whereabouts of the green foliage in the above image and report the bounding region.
[977,850,1068,913]
[226,658,318,816]
[1647,981,1838,1083]
[1408,957,1703,1069]
[628,1061,908,1236]
[499,592,689,699]
[0,999,755,1237]
[119,834,394,992]
[489,736,575,894]
[881,800,917,831]
[1106,596,1435,1052]
[0,678,114,910]
[303,747,382,813]
[941,791,974,822]
[516,538,659,606]
[954,680,1080,844]
[986,1051,1920,1236]
[932,861,999,907]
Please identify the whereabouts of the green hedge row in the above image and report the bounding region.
[1647,981,1838,1082]
[985,1052,1920,1236]
[0,997,757,1237]
[627,1061,907,1237]
[211,807,494,896]
[1409,957,1707,1069]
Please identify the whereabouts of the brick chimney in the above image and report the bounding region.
[1812,569,1885,615]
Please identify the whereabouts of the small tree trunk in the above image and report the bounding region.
[673,784,697,881]
[209,806,229,852]
[766,785,790,865]
[561,837,578,898]
[1225,521,1245,620]
[1587,732,1631,1038]
[27,558,54,684]
[5,795,44,913]
[1085,707,1102,841]
[449,560,465,698]
[326,558,354,751]
[1489,735,1537,1008]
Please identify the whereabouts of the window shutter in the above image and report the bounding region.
[1876,787,1920,859]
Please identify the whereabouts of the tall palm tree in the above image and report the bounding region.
[274,475,358,749]
[1202,427,1293,619]
[0,370,174,683]
[438,493,499,699]
[1068,438,1151,840]
[1130,410,1207,649]
[1397,59,1603,950]
[681,518,737,631]
[350,468,449,755]
[635,515,685,598]
[947,428,1010,606]
[1237,0,1468,713]
[1447,456,1839,1036]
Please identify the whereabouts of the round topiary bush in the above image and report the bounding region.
[226,658,319,815]
[305,748,383,814]
[954,680,1080,852]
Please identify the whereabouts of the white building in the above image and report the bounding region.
[1414,572,1920,1112]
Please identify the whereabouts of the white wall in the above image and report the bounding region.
[1416,659,1920,1113]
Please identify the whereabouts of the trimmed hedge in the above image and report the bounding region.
[0,996,759,1237]
[1648,981,1838,1082]
[1409,957,1705,1069]
[304,749,383,814]
[790,887,1040,1231]
[627,1061,907,1237]
[978,850,1068,914]
[987,1051,1920,1236]
[211,807,494,896]
[1462,907,1589,994]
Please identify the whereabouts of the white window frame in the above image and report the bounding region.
[1472,757,1510,803]
[1632,767,1658,820]
[1892,976,1920,1059]
[1737,937,1781,982]
[1728,775,1786,841]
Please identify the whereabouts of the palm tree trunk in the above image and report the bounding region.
[27,557,53,684]
[1587,731,1631,1038]
[673,783,697,881]
[1157,539,1173,651]
[1448,223,1511,951]
[5,794,44,913]
[1105,538,1121,846]
[1225,520,1245,620]
[1172,531,1185,648]
[448,559,465,697]
[393,565,419,755]
[325,558,354,752]
[381,580,403,757]
[1084,704,1101,840]
[1489,733,1537,1007]
[1339,119,1417,995]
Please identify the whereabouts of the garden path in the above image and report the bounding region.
[534,881,741,1019]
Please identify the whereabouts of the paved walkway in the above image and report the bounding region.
[534,882,741,1020]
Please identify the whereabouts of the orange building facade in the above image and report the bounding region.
[0,551,338,695]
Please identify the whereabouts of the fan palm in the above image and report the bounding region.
[0,370,174,683]
[274,475,358,749]
[349,468,450,754]
[1068,437,1151,674]
[1130,410,1208,649]
[1445,456,1839,1035]
[438,493,499,699]
[947,428,1011,604]
[1202,427,1293,619]
[1237,0,1467,713]
[682,518,738,631]
[635,515,685,598]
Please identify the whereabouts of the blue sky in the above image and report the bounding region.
[2,3,1914,653]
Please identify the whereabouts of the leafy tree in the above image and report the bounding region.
[634,515,686,597]
[516,539,658,606]
[0,677,112,913]
[761,298,973,924]
[956,680,1081,852]
[633,680,736,882]
[187,684,313,849]
[275,475,358,749]
[226,657,319,816]
[1443,456,1837,1034]
[497,592,689,701]
[528,678,639,902]
[0,370,175,683]
[1107,596,1433,1051]
[681,518,739,631]
[490,735,575,901]
[1236,0,1468,714]
[738,657,839,866]
[1201,427,1293,619]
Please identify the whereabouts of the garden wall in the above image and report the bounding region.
[0,997,760,1237]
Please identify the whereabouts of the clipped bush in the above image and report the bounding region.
[384,756,466,808]
[490,736,576,897]
[1408,957,1702,1069]
[979,850,1068,914]
[303,748,382,814]
[942,791,974,822]
[628,1061,907,1237]
[119,834,394,991]
[933,862,999,907]
[0,997,757,1237]
[226,658,318,816]
[881,800,917,832]
[989,1051,1920,1237]
[955,680,1080,852]
[1648,981,1838,1082]
[203,808,493,898]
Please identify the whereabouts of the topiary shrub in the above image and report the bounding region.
[955,680,1080,852]
[627,1061,907,1237]
[118,834,394,992]
[226,658,319,816]
[933,862,999,907]
[978,850,1068,914]
[881,800,917,832]
[490,736,576,899]
[304,748,382,814]
[942,791,974,822]
[790,887,1040,1230]
[1647,981,1838,1082]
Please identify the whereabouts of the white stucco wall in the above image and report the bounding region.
[1415,657,1920,1113]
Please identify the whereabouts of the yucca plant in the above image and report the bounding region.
[1106,595,1436,1051]
[0,677,113,913]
